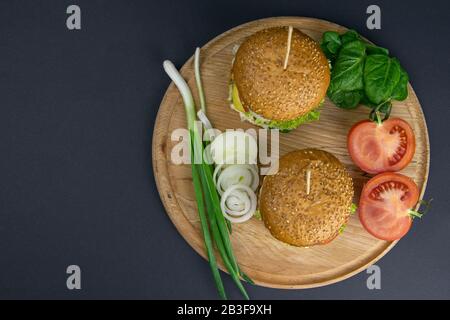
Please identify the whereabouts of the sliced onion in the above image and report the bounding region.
[217,166,252,194]
[220,185,257,223]
[213,164,259,195]
[225,190,250,216]
[213,163,227,188]
[225,192,246,213]
[209,130,259,224]
[246,164,260,191]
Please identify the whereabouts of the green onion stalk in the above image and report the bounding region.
[194,49,232,235]
[163,49,251,300]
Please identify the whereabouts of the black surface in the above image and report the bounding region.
[0,0,449,300]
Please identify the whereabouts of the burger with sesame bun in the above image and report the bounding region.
[230,27,330,132]
[259,149,354,247]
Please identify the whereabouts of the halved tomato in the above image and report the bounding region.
[348,118,415,174]
[359,172,420,241]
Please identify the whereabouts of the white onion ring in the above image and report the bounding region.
[217,166,252,195]
[225,193,246,212]
[212,155,241,185]
[209,130,259,224]
[213,163,227,188]
[213,164,259,195]
[224,190,251,216]
[246,164,260,191]
[220,185,257,223]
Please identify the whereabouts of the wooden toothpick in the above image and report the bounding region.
[283,26,293,70]
[306,168,311,195]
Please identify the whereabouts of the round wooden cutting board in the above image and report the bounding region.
[152,17,430,288]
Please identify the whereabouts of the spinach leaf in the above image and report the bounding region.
[328,88,364,109]
[365,44,389,56]
[327,40,366,108]
[391,64,409,101]
[341,30,360,45]
[360,93,376,107]
[320,31,342,62]
[330,40,366,92]
[322,29,409,112]
[364,55,401,105]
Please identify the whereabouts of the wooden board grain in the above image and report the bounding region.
[152,17,430,288]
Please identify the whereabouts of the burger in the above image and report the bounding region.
[259,149,354,247]
[230,27,330,132]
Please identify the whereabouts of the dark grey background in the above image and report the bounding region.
[0,0,448,300]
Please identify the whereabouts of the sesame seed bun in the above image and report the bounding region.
[260,149,354,247]
[232,27,330,122]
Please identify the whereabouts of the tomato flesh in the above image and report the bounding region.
[347,118,415,174]
[359,172,419,241]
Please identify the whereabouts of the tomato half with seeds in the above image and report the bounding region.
[348,118,415,174]
[359,172,419,241]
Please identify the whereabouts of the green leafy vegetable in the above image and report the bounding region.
[321,31,341,62]
[330,41,366,91]
[364,55,401,105]
[391,65,409,101]
[321,30,410,119]
[326,40,366,109]
[328,88,364,109]
[341,29,360,45]
[365,44,389,56]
